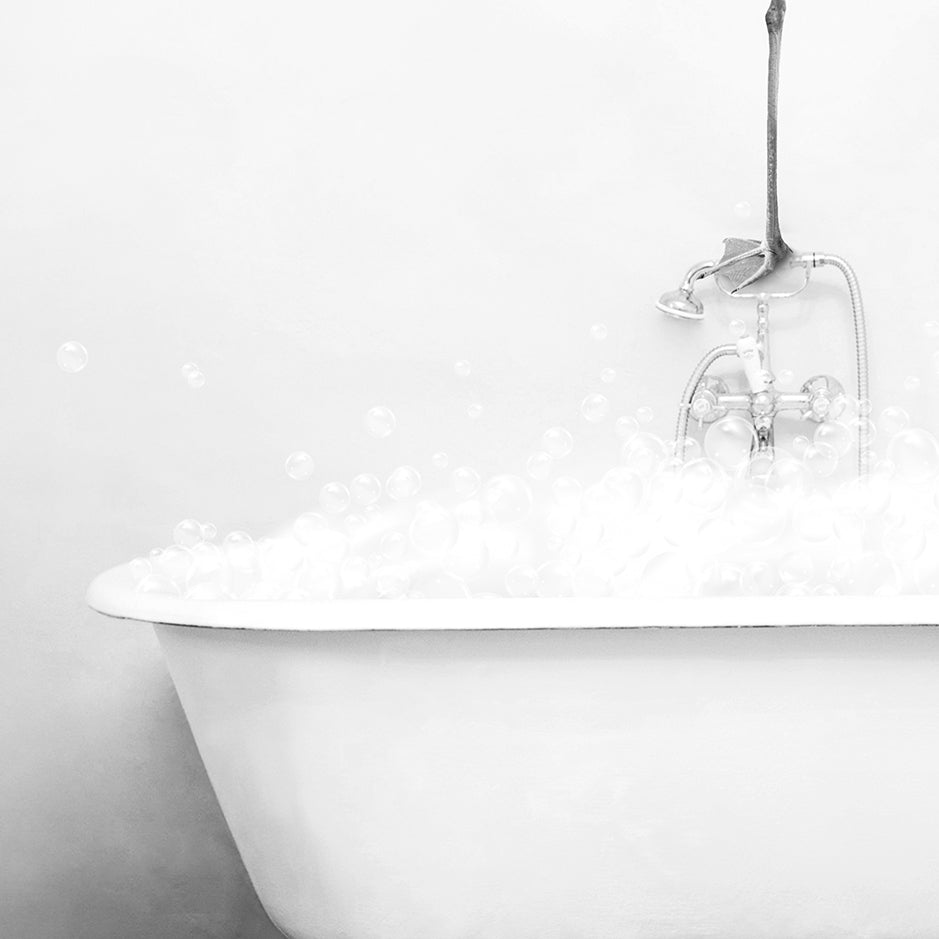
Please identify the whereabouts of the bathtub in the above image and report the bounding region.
[89,563,939,939]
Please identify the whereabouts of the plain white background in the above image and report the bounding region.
[2,0,938,935]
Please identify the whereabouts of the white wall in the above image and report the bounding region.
[1,0,937,935]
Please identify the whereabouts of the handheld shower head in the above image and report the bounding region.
[656,288,704,321]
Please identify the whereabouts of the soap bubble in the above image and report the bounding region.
[601,467,645,513]
[56,341,88,373]
[636,406,654,425]
[535,561,574,598]
[621,432,668,477]
[223,531,257,571]
[581,394,610,423]
[320,481,352,514]
[887,429,939,486]
[201,522,217,541]
[765,457,812,501]
[285,451,315,481]
[128,557,151,583]
[173,518,203,547]
[454,360,471,378]
[615,416,640,440]
[387,465,422,501]
[155,545,193,582]
[600,368,616,384]
[705,417,756,473]
[543,426,573,458]
[452,466,481,498]
[814,422,852,457]
[376,566,409,599]
[483,475,533,524]
[365,406,396,438]
[380,531,408,561]
[590,323,608,341]
[526,451,553,481]
[880,406,910,437]
[466,403,483,420]
[185,367,206,389]
[803,442,839,478]
[680,459,730,513]
[293,512,328,544]
[505,565,538,597]
[136,574,181,596]
[925,321,939,340]
[777,368,794,385]
[351,473,382,506]
[432,451,449,469]
[344,513,368,537]
[728,319,747,339]
[734,201,752,218]
[791,435,810,457]
[904,375,921,392]
[552,476,582,506]
[409,502,458,555]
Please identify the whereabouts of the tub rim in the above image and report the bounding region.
[87,563,939,631]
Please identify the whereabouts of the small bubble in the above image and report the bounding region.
[814,422,852,457]
[432,451,449,469]
[925,321,939,340]
[552,476,582,505]
[380,531,408,561]
[200,522,217,541]
[181,362,199,378]
[636,406,654,425]
[590,323,608,342]
[224,531,257,571]
[365,406,396,439]
[803,442,840,477]
[173,518,203,547]
[56,341,88,373]
[344,513,368,537]
[483,475,533,523]
[777,368,794,385]
[387,465,422,501]
[542,426,573,458]
[600,368,616,384]
[729,319,747,339]
[887,429,939,486]
[320,481,352,514]
[376,565,410,599]
[128,557,151,583]
[616,415,640,440]
[904,375,921,392]
[880,406,910,437]
[285,451,315,481]
[466,403,483,420]
[454,360,471,378]
[351,473,382,506]
[452,466,481,498]
[734,201,752,219]
[184,365,206,389]
[792,434,810,457]
[581,393,610,423]
[526,451,553,481]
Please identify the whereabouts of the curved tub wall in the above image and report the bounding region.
[157,623,939,939]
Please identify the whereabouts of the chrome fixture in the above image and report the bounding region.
[661,1,871,475]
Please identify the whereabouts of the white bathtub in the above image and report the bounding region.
[89,564,939,939]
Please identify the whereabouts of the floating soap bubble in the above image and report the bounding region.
[581,394,610,423]
[344,514,368,537]
[621,432,667,477]
[672,436,702,462]
[542,426,573,458]
[552,476,582,506]
[734,200,752,218]
[600,368,616,384]
[173,518,203,547]
[181,362,199,379]
[454,360,471,378]
[466,403,483,420]
[365,406,396,438]
[814,422,852,457]
[925,321,939,340]
[128,557,151,583]
[57,341,88,373]
[285,451,315,481]
[880,406,910,437]
[155,545,194,582]
[602,466,645,513]
[409,502,458,555]
[765,456,812,501]
[904,375,921,392]
[590,323,608,341]
[777,368,794,385]
[201,522,217,541]
[320,481,352,514]
[791,434,810,457]
[615,415,640,441]
[887,429,939,486]
[729,319,747,339]
[185,367,206,389]
[387,465,422,501]
[452,466,481,498]
[680,458,730,513]
[432,451,449,469]
[705,417,756,473]
[526,451,553,481]
[351,473,382,506]
[803,442,839,478]
[636,406,654,425]
[483,475,532,524]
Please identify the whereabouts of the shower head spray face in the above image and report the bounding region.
[656,288,704,321]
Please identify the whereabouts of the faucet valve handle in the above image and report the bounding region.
[800,375,846,423]
[690,377,730,424]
